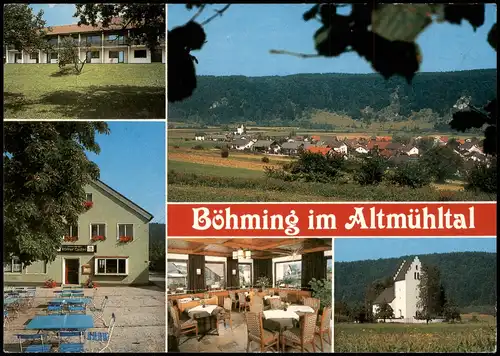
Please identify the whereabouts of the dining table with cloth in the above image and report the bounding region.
[185,304,223,340]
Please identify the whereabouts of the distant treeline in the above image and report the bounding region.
[335,252,497,311]
[168,69,496,127]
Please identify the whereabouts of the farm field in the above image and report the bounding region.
[334,319,497,352]
[4,64,165,120]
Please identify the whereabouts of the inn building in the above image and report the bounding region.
[5,18,165,64]
[4,180,154,286]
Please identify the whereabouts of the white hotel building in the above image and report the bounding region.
[5,18,165,65]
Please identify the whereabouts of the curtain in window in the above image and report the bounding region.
[226,257,239,289]
[188,254,205,293]
[253,258,272,285]
[301,251,327,291]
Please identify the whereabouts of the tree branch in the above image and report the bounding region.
[200,5,231,26]
[269,49,321,58]
[189,4,206,23]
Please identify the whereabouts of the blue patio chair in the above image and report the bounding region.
[17,334,51,353]
[47,304,63,315]
[87,313,116,353]
[72,292,85,298]
[61,292,72,298]
[58,331,85,353]
[68,304,86,314]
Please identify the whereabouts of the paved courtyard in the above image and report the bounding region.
[4,286,165,353]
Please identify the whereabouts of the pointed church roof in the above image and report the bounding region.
[394,259,414,281]
[373,286,395,304]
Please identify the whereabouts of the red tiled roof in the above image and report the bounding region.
[439,136,449,142]
[46,17,134,35]
[367,141,391,150]
[306,146,332,155]
[376,136,392,142]
[310,135,321,141]
[379,149,393,157]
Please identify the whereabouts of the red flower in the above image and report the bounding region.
[64,236,78,242]
[91,235,105,241]
[83,201,94,209]
[119,236,133,243]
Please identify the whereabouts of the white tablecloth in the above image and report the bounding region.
[287,305,315,314]
[179,298,193,303]
[263,310,299,321]
[264,295,280,300]
[188,305,218,315]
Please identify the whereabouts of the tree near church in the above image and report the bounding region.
[375,301,395,322]
[3,4,51,53]
[420,145,463,183]
[3,122,110,266]
[416,264,446,323]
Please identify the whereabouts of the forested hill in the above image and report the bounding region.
[168,69,496,126]
[335,252,496,310]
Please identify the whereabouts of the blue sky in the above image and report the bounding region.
[31,4,79,26]
[168,4,497,76]
[85,122,165,223]
[335,238,497,262]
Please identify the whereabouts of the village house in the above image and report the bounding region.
[354,145,370,154]
[327,141,348,155]
[6,18,165,64]
[458,142,482,154]
[306,146,333,156]
[209,134,228,142]
[194,132,205,141]
[231,138,255,151]
[281,141,308,156]
[401,146,419,156]
[4,180,153,286]
[252,140,280,154]
[372,256,422,323]
[235,124,246,135]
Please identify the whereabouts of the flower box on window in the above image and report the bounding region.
[44,279,57,288]
[91,235,105,242]
[64,236,78,242]
[118,236,133,243]
[83,201,94,209]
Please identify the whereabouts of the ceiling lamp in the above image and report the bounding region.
[245,250,252,259]
[232,251,238,259]
[238,249,244,259]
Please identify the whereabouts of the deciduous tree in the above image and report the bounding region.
[417,264,445,323]
[3,122,110,266]
[3,4,51,53]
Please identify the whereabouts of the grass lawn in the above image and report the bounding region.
[4,64,165,120]
[168,160,264,178]
[335,321,496,352]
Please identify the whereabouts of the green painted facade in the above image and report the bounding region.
[4,181,153,286]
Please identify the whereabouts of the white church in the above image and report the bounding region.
[372,256,422,323]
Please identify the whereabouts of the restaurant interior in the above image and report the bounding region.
[167,238,332,353]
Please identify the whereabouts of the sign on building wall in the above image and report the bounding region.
[58,245,97,253]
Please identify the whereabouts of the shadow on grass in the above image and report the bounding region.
[4,85,165,119]
[50,67,79,77]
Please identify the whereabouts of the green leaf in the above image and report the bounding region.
[483,125,497,156]
[449,110,488,132]
[443,4,485,30]
[303,4,320,21]
[487,23,497,51]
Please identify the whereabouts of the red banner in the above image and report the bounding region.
[167,202,496,237]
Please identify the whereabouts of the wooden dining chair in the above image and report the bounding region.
[237,292,249,313]
[303,297,321,312]
[169,305,198,341]
[228,291,238,310]
[269,298,281,310]
[217,297,233,330]
[279,291,288,302]
[315,306,332,352]
[245,312,279,352]
[281,312,318,352]
[249,303,263,313]
[252,295,263,306]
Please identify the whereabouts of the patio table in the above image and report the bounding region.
[185,305,223,341]
[49,298,92,305]
[26,315,94,331]
[287,305,315,314]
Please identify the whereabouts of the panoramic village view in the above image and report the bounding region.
[167,4,497,204]
[3,121,166,352]
[334,238,497,352]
